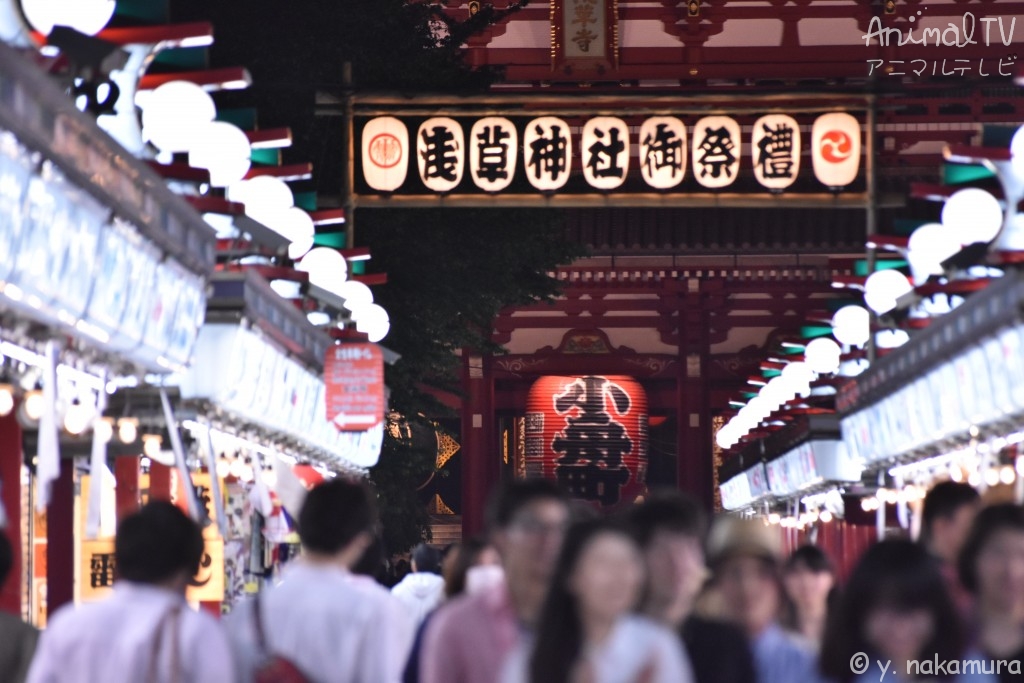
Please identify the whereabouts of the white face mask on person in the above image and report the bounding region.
[466,564,506,595]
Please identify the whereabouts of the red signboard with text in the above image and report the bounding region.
[325,343,385,431]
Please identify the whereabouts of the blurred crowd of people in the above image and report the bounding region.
[4,476,1024,683]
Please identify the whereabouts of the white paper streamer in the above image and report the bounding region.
[35,340,61,512]
[199,416,227,539]
[85,371,108,539]
[271,453,309,518]
[158,388,203,523]
[249,448,274,518]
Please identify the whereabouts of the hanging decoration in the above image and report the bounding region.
[524,116,572,191]
[692,116,741,189]
[639,116,686,189]
[362,116,409,192]
[525,375,648,510]
[417,117,464,192]
[752,114,800,190]
[469,117,517,193]
[812,112,861,188]
[581,117,629,190]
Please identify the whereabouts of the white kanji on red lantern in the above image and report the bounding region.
[524,117,572,191]
[639,117,687,189]
[470,117,518,193]
[362,117,408,192]
[812,112,861,188]
[692,116,740,189]
[581,117,629,190]
[752,114,800,191]
[417,117,464,192]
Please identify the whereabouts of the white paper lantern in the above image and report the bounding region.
[692,116,740,189]
[639,117,686,189]
[811,112,861,188]
[23,0,116,35]
[1011,125,1024,179]
[469,117,517,193]
[353,303,390,342]
[832,305,871,347]
[228,176,294,216]
[751,115,800,190]
[524,117,572,191]
[297,247,348,294]
[416,117,464,193]
[864,269,914,315]
[781,361,815,399]
[335,280,374,310]
[907,222,961,283]
[581,117,629,191]
[362,117,409,192]
[804,338,842,374]
[188,121,251,187]
[941,188,1003,245]
[876,329,910,349]
[139,81,216,154]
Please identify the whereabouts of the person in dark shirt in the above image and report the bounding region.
[628,491,757,683]
[958,503,1024,683]
[921,481,980,618]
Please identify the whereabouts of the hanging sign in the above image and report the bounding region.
[692,116,740,189]
[752,115,800,190]
[639,116,686,190]
[524,117,572,191]
[525,375,648,510]
[581,117,629,190]
[470,117,517,193]
[362,116,408,192]
[812,112,861,188]
[325,343,385,431]
[417,117,464,192]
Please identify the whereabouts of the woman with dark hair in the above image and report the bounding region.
[819,539,993,683]
[443,537,502,600]
[957,503,1024,682]
[500,519,693,683]
[782,545,836,649]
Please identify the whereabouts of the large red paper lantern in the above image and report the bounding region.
[526,375,649,510]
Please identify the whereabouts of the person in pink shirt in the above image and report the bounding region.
[418,479,570,683]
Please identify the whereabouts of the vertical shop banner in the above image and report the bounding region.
[325,343,385,431]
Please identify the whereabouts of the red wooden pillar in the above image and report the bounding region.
[677,279,713,508]
[0,412,22,615]
[461,352,495,538]
[46,459,75,618]
[149,462,173,502]
[115,457,141,522]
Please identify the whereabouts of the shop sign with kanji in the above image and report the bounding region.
[356,112,862,197]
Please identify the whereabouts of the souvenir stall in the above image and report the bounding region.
[0,38,215,625]
[837,268,1024,538]
[99,269,385,611]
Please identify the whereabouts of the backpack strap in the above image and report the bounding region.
[252,591,269,656]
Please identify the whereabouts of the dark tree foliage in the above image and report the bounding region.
[170,0,582,552]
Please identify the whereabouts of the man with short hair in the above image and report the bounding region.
[0,531,37,683]
[629,493,757,683]
[392,543,445,628]
[920,480,981,615]
[225,477,413,683]
[419,478,570,683]
[26,501,234,683]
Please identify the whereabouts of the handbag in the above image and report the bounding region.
[252,591,313,683]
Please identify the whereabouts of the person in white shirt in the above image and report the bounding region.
[224,477,413,683]
[501,518,695,683]
[25,501,235,683]
[392,544,446,628]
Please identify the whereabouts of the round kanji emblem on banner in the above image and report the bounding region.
[525,375,649,510]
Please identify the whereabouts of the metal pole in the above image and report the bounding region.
[866,95,878,364]
[341,62,356,251]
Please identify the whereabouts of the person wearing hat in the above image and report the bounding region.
[707,516,823,683]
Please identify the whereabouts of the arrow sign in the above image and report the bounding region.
[325,342,384,431]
